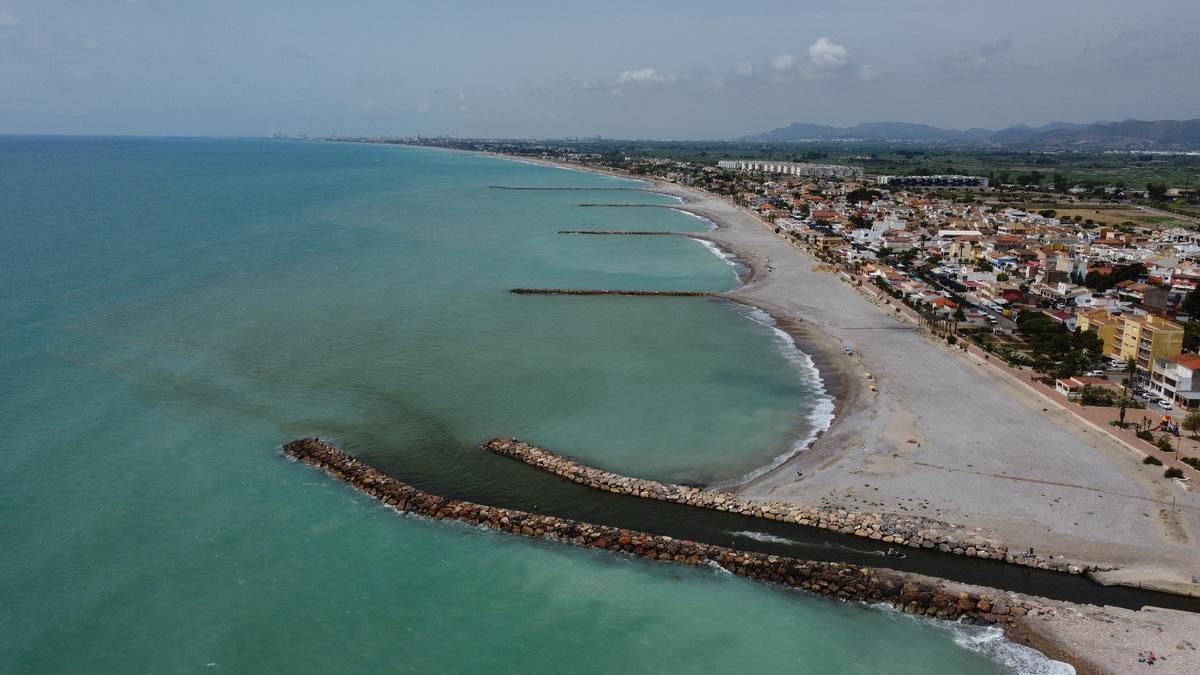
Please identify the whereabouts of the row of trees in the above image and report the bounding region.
[1015,311,1105,378]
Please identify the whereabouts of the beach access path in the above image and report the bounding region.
[637,181,1200,593]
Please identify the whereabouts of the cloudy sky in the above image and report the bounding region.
[1,0,1197,138]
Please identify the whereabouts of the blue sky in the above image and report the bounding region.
[1,0,1197,138]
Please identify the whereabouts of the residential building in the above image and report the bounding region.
[1076,309,1120,356]
[717,160,864,179]
[1054,375,1118,399]
[876,175,989,190]
[1113,313,1184,371]
[1149,353,1200,409]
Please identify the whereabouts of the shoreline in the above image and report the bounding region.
[474,150,1200,672]
[493,152,866,486]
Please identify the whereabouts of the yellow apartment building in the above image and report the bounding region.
[1114,314,1183,370]
[1075,309,1119,356]
[1077,310,1183,370]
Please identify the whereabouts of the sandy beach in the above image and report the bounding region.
[489,153,1200,672]
[500,155,1200,582]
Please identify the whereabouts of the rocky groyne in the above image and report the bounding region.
[509,288,714,297]
[282,437,1039,624]
[578,203,668,207]
[483,439,1109,575]
[557,230,682,235]
[490,186,648,191]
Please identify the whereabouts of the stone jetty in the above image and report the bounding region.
[489,186,648,191]
[578,203,669,207]
[509,288,715,297]
[483,439,1109,575]
[557,230,682,235]
[282,437,1039,624]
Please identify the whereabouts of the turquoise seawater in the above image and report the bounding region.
[0,138,1046,672]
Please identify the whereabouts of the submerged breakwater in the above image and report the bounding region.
[510,288,715,296]
[283,437,1040,624]
[483,439,1107,576]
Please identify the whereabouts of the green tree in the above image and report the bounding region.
[1181,291,1200,318]
[845,188,881,204]
[1184,320,1200,352]
[1183,411,1200,438]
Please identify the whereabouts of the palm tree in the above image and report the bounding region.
[1119,356,1137,426]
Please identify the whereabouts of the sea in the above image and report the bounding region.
[0,137,1069,673]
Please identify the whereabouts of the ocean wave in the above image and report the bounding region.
[947,621,1075,675]
[867,606,1075,675]
[688,237,738,268]
[714,304,836,487]
[670,207,717,229]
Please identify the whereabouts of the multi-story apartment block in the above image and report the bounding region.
[716,160,864,179]
[1113,314,1184,371]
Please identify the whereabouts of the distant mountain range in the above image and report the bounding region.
[739,118,1200,149]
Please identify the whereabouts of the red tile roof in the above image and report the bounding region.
[1169,353,1200,371]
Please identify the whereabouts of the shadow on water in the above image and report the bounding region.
[339,434,1200,614]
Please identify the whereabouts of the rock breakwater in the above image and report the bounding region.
[509,288,715,296]
[557,230,682,235]
[282,437,1039,624]
[483,439,1108,575]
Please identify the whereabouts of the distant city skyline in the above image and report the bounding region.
[1,0,1197,139]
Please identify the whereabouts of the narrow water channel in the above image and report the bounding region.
[349,438,1200,614]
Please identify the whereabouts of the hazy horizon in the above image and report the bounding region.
[2,0,1197,139]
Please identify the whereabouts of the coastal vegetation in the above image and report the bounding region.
[1015,311,1104,378]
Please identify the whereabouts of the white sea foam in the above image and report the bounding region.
[671,207,717,229]
[868,606,1075,675]
[731,531,795,544]
[946,621,1076,675]
[688,237,739,269]
[714,304,836,487]
[701,560,735,575]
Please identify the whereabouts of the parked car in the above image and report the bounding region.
[1085,370,1107,378]
[1157,399,1174,410]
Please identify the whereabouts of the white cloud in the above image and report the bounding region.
[857,64,885,81]
[617,67,672,86]
[0,10,20,26]
[808,37,848,68]
[768,53,796,72]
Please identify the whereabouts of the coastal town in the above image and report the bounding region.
[322,136,1200,670]
[376,136,1200,482]
[13,2,1200,674]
